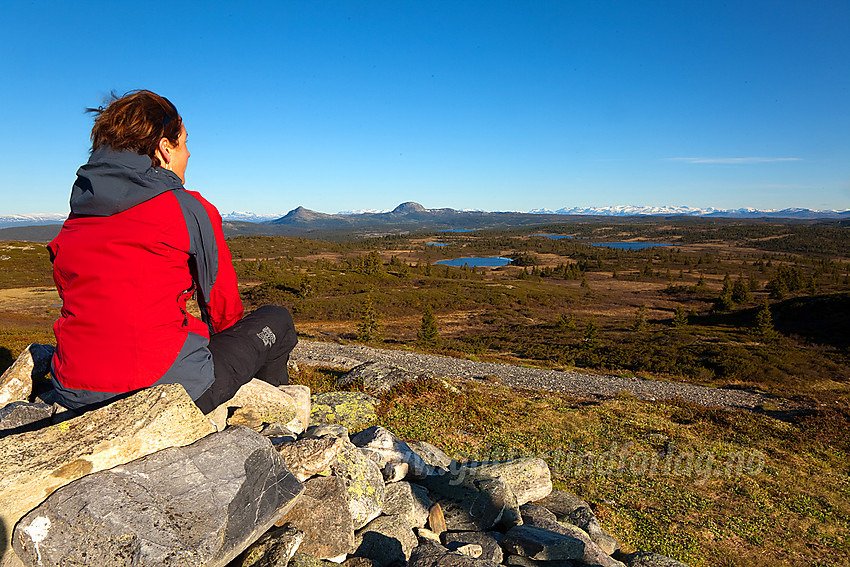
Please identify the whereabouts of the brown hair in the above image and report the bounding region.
[87,90,182,167]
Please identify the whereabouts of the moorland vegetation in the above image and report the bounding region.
[1,216,848,566]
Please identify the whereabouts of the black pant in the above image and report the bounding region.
[194,305,298,414]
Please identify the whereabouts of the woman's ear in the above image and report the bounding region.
[156,137,172,167]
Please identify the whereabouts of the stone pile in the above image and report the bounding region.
[0,346,689,567]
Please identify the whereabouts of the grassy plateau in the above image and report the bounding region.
[1,216,848,566]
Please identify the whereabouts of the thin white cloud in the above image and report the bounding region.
[667,157,802,164]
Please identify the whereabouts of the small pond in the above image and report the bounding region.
[436,257,513,267]
[536,234,574,239]
[426,242,451,246]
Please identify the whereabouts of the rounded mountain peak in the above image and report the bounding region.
[391,202,426,214]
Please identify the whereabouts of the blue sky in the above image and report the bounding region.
[2,1,848,215]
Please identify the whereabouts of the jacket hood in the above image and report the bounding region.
[69,147,185,216]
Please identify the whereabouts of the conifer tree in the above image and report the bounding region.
[672,304,688,327]
[357,295,383,342]
[417,306,440,347]
[632,305,649,332]
[753,298,777,341]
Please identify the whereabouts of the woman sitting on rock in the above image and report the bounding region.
[48,89,297,413]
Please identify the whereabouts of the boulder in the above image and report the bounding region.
[336,361,431,395]
[0,402,54,438]
[381,481,432,528]
[235,523,305,567]
[224,379,300,430]
[311,392,379,433]
[353,514,418,567]
[12,426,303,567]
[418,474,521,531]
[276,436,344,482]
[279,385,311,432]
[503,524,585,561]
[520,511,624,567]
[407,542,501,567]
[0,383,215,567]
[277,476,355,561]
[534,490,619,555]
[351,425,430,481]
[332,441,386,529]
[303,423,352,444]
[0,344,54,405]
[454,459,552,505]
[621,551,691,567]
[407,440,452,472]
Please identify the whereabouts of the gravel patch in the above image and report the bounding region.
[291,340,793,411]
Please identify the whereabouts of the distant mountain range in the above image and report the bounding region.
[2,203,847,236]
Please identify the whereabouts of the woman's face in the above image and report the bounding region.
[168,126,190,183]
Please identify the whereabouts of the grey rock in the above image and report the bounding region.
[332,440,386,529]
[235,523,305,567]
[503,524,585,561]
[407,542,501,567]
[534,490,619,555]
[353,514,418,567]
[277,476,355,560]
[351,425,431,480]
[0,343,54,405]
[224,379,299,428]
[441,532,503,564]
[311,391,379,433]
[0,383,216,567]
[0,402,53,437]
[521,513,624,567]
[276,436,344,481]
[519,503,558,524]
[454,458,552,505]
[407,440,452,472]
[382,481,432,528]
[336,360,431,395]
[303,423,352,443]
[621,551,690,567]
[12,426,303,567]
[418,474,521,531]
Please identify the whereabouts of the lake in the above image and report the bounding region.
[536,234,574,239]
[426,242,451,246]
[438,228,477,233]
[588,242,676,250]
[436,257,513,267]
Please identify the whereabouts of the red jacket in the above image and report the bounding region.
[49,148,243,409]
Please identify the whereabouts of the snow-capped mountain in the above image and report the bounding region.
[530,206,849,219]
[220,211,283,222]
[0,213,68,229]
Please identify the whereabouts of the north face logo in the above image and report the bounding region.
[256,326,276,348]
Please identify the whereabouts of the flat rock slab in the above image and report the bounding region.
[455,459,552,506]
[13,426,304,567]
[0,383,215,567]
[336,361,431,394]
[503,524,585,561]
